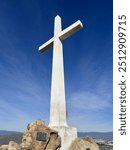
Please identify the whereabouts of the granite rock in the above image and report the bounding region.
[8,141,20,150]
[0,145,8,150]
[69,136,99,150]
[0,141,20,150]
[20,119,61,150]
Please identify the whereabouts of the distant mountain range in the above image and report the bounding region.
[0,130,113,139]
[0,130,22,135]
[0,130,113,146]
[0,131,22,145]
[78,132,113,139]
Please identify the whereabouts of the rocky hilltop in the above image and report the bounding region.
[0,119,99,150]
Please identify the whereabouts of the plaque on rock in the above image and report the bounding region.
[36,132,47,141]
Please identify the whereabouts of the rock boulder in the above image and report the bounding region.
[0,141,20,150]
[20,119,61,150]
[0,145,8,150]
[69,136,99,150]
[8,141,20,150]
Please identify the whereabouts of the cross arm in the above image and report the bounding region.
[59,20,83,40]
[39,37,54,52]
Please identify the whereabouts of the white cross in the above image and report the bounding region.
[39,15,83,127]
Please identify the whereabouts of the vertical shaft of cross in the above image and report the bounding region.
[49,15,67,127]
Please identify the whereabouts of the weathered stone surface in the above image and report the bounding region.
[20,119,61,150]
[69,136,99,150]
[0,145,8,150]
[0,141,20,150]
[8,141,20,150]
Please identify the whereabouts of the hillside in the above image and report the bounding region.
[0,131,22,145]
[78,132,113,139]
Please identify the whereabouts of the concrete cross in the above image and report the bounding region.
[39,15,83,149]
[39,15,83,127]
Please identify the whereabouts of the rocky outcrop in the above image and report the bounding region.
[8,141,20,150]
[0,145,8,150]
[0,119,100,150]
[20,119,61,150]
[69,136,99,150]
[0,141,20,150]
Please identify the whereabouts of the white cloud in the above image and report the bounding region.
[68,115,112,132]
[67,90,113,132]
[69,91,111,111]
[0,40,50,131]
[0,97,49,131]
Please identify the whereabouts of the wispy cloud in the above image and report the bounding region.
[68,114,112,132]
[67,89,113,132]
[0,0,112,132]
[0,36,51,131]
[0,98,32,131]
[69,91,111,111]
[66,70,112,132]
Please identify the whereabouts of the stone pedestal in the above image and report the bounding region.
[50,126,77,150]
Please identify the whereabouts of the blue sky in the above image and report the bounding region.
[0,0,112,132]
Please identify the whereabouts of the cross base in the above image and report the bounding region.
[49,126,77,150]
